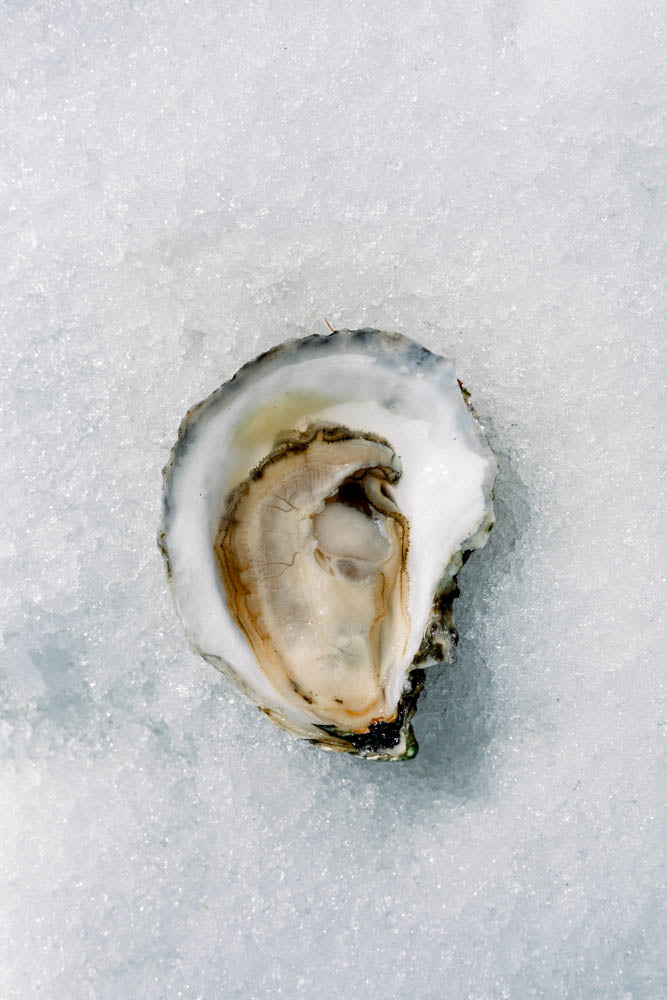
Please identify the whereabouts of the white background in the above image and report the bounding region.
[1,1,665,997]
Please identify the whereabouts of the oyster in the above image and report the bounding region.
[159,328,496,760]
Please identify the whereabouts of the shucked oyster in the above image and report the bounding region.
[159,328,496,760]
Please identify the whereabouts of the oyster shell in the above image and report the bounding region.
[159,328,496,760]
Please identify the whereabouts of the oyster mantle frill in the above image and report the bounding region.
[159,328,496,760]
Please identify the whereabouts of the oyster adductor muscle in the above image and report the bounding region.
[159,328,496,760]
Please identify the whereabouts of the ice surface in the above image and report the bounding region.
[1,0,665,996]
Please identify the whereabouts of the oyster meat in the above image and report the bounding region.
[159,328,496,759]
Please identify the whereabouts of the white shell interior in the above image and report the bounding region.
[162,332,496,728]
